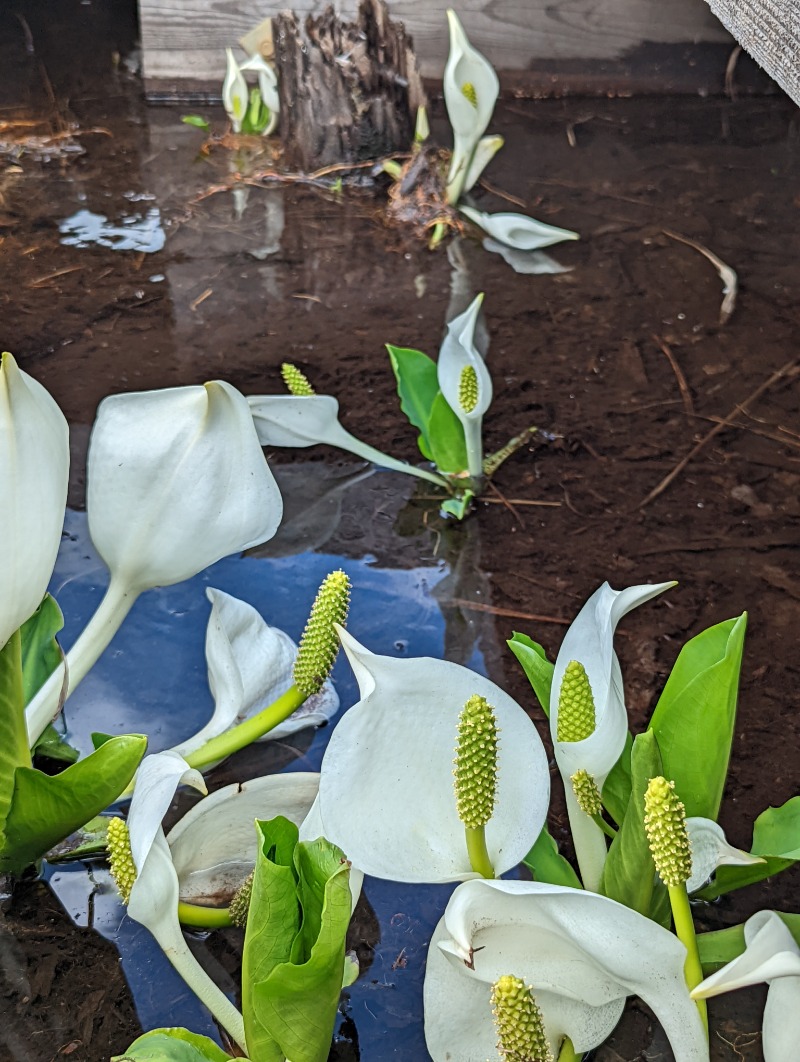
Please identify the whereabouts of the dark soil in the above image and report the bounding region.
[1,0,799,1058]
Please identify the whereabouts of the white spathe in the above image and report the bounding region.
[223,48,248,132]
[0,352,69,651]
[26,380,283,745]
[685,817,765,893]
[461,134,504,194]
[247,393,449,488]
[551,580,675,891]
[437,293,491,479]
[240,54,279,135]
[692,911,800,1062]
[314,627,550,883]
[443,9,499,203]
[460,205,579,251]
[125,752,248,1053]
[169,588,338,762]
[425,879,710,1062]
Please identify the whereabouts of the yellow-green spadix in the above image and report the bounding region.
[437,293,492,479]
[313,627,548,883]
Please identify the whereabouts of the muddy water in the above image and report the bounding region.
[2,0,800,1059]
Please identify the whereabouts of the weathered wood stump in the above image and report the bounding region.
[274,0,426,172]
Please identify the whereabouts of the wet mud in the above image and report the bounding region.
[1,0,799,1058]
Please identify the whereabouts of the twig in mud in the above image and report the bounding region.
[663,229,738,325]
[189,288,213,311]
[682,410,800,451]
[481,498,561,507]
[486,480,524,529]
[637,359,799,509]
[446,599,570,625]
[652,334,694,416]
[724,45,743,100]
[477,178,527,209]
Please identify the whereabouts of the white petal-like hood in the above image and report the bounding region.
[685,817,765,893]
[461,206,579,250]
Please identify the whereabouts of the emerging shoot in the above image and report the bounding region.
[454,694,499,878]
[556,661,596,743]
[293,569,351,697]
[281,362,316,396]
[490,975,553,1062]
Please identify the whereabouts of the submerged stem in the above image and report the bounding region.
[668,883,708,1035]
[465,826,495,879]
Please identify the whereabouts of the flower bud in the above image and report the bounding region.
[458,364,479,414]
[644,776,692,887]
[454,695,499,829]
[107,816,136,904]
[556,660,596,743]
[281,362,315,396]
[490,974,553,1062]
[293,570,351,697]
[571,768,602,817]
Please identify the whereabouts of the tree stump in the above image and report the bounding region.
[274,0,426,172]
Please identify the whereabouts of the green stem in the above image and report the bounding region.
[178,902,233,929]
[668,883,708,1035]
[184,684,307,772]
[428,221,447,251]
[463,418,485,489]
[465,826,494,878]
[591,814,617,840]
[557,1036,581,1062]
[0,630,32,791]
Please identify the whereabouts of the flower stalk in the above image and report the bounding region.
[644,776,708,1034]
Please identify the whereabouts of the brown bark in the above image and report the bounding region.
[274,0,426,171]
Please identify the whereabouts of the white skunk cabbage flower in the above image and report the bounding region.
[223,47,248,132]
[169,588,338,763]
[122,751,248,1053]
[26,380,283,745]
[314,627,549,883]
[551,581,675,891]
[0,352,69,651]
[167,772,363,913]
[460,205,579,251]
[437,293,491,480]
[444,10,499,203]
[247,393,449,488]
[461,135,504,194]
[425,879,709,1062]
[685,817,765,893]
[240,54,279,135]
[692,911,800,1062]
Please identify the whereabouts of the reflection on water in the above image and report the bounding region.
[59,206,166,253]
[45,504,480,1057]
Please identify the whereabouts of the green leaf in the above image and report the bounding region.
[112,1028,236,1061]
[0,631,31,841]
[181,115,211,132]
[427,392,468,474]
[600,729,661,916]
[523,826,582,888]
[45,815,110,863]
[243,817,351,1062]
[32,724,79,765]
[19,593,64,704]
[698,913,800,973]
[0,734,147,874]
[696,796,800,900]
[386,344,440,459]
[601,732,633,827]
[507,633,554,717]
[440,490,474,520]
[648,614,746,820]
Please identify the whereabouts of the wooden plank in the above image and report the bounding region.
[705,0,800,104]
[140,0,732,87]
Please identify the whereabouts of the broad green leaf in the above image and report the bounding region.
[601,732,633,827]
[112,1028,236,1061]
[600,729,661,916]
[0,631,31,839]
[523,826,582,889]
[696,796,800,900]
[386,344,439,459]
[244,817,351,1062]
[19,593,64,705]
[440,490,473,520]
[32,724,79,765]
[698,913,800,973]
[181,115,211,132]
[242,816,303,1062]
[45,815,110,863]
[648,614,746,820]
[427,392,468,474]
[0,734,146,874]
[507,633,554,717]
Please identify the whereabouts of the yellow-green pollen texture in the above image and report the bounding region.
[458,364,479,414]
[293,569,351,697]
[556,660,596,743]
[643,776,692,887]
[228,870,254,928]
[281,362,315,396]
[491,975,554,1062]
[571,768,602,817]
[461,81,478,108]
[454,694,499,829]
[107,816,136,905]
